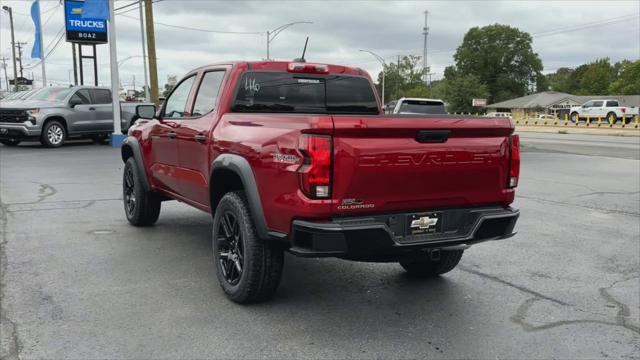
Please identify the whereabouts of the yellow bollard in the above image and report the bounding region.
[597,116,602,127]
[525,112,528,125]
[554,114,558,126]
[635,115,639,128]
[586,116,590,127]
[622,115,626,128]
[608,114,614,127]
[564,114,568,126]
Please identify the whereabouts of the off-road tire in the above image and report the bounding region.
[400,250,464,277]
[123,158,161,226]
[0,139,21,146]
[40,120,66,148]
[212,191,284,303]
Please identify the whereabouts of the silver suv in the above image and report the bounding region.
[0,86,148,147]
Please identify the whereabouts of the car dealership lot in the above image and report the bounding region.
[1,134,639,359]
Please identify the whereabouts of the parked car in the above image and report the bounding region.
[570,100,639,124]
[485,112,513,120]
[121,60,520,303]
[388,97,447,114]
[0,86,153,147]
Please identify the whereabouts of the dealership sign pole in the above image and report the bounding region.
[107,0,124,146]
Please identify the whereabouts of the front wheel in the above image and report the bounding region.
[41,120,66,148]
[570,112,580,123]
[399,250,464,277]
[123,158,161,226]
[212,191,284,303]
[0,139,21,146]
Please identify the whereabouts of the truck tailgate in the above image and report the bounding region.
[331,116,515,216]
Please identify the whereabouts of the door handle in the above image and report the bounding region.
[167,131,177,139]
[89,107,96,111]
[194,134,207,142]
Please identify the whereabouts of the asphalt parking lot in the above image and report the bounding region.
[1,133,639,359]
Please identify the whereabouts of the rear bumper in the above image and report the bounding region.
[289,206,519,261]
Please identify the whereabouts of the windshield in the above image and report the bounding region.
[29,87,73,102]
[232,71,379,115]
[398,100,446,114]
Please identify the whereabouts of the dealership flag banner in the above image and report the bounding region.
[30,0,42,59]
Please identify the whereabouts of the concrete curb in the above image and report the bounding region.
[515,125,640,137]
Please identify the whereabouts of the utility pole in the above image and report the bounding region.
[1,57,9,91]
[138,0,150,102]
[144,0,159,106]
[2,5,19,92]
[16,42,27,78]
[422,10,429,85]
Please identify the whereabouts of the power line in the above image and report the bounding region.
[117,13,263,34]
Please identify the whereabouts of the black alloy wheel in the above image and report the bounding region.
[123,165,136,218]
[217,211,244,285]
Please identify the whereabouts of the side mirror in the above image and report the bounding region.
[136,104,156,119]
[69,98,82,108]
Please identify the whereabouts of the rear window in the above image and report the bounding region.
[232,72,378,115]
[606,100,619,107]
[398,100,446,115]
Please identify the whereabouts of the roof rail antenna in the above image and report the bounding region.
[293,37,309,63]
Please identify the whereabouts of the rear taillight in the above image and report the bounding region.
[509,135,520,188]
[298,134,332,198]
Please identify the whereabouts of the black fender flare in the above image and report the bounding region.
[210,154,285,242]
[121,136,151,192]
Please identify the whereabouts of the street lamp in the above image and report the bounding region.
[2,5,19,92]
[266,21,312,60]
[359,49,386,106]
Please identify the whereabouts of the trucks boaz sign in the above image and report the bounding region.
[64,0,108,44]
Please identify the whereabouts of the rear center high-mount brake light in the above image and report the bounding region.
[287,62,329,74]
[298,134,332,199]
[509,135,520,188]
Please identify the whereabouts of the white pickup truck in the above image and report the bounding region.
[570,99,639,124]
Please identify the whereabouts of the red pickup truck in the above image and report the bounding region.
[121,61,520,303]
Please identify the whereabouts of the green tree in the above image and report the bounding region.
[449,24,543,103]
[609,60,640,95]
[377,55,426,102]
[546,67,576,93]
[577,58,614,95]
[442,74,489,113]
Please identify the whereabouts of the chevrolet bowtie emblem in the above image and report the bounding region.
[411,216,438,229]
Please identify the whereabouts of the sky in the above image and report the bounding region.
[0,0,639,91]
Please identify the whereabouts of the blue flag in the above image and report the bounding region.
[82,0,110,20]
[30,1,42,59]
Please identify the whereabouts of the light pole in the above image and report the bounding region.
[266,21,312,60]
[2,5,19,92]
[359,49,385,106]
[138,0,150,102]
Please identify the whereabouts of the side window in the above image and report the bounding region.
[606,100,619,107]
[91,89,112,104]
[163,76,196,118]
[592,101,604,107]
[583,101,593,108]
[70,89,91,105]
[191,71,225,117]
